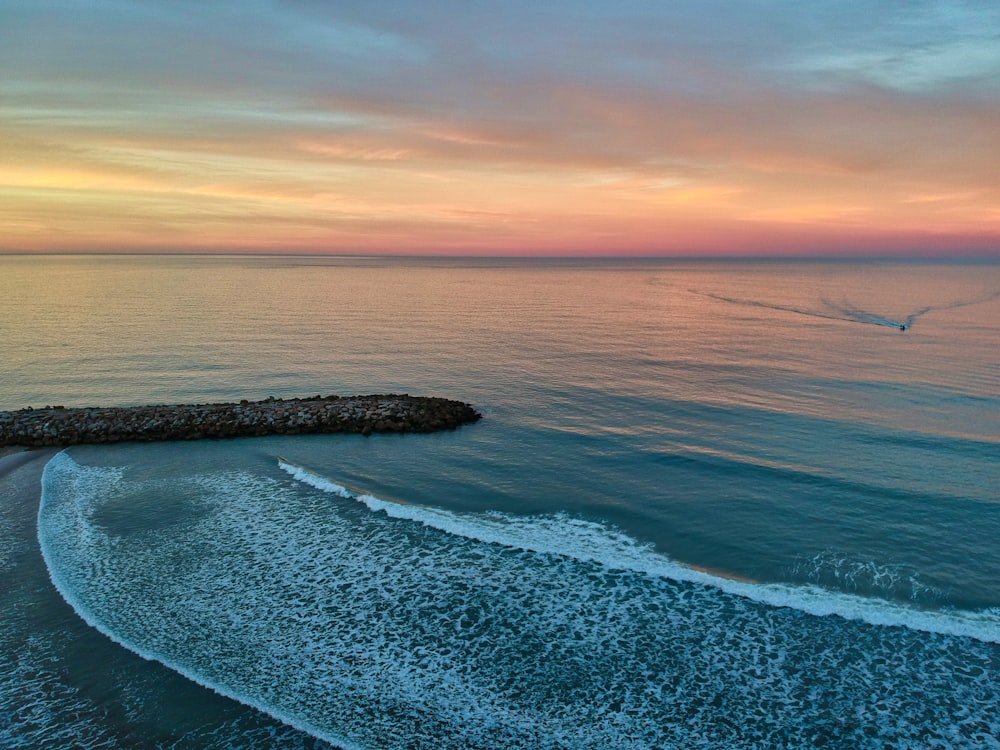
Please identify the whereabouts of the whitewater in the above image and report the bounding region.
[3,254,999,748]
[36,450,1000,748]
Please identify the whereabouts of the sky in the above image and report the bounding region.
[2,0,999,256]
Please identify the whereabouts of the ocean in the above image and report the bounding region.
[1,254,998,749]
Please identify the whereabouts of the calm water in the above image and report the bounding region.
[1,254,998,748]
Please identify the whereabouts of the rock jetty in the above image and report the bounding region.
[0,395,482,448]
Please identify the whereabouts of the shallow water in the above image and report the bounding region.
[3,254,999,747]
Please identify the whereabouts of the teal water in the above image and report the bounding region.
[2,254,999,748]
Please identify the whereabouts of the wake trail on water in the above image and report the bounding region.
[278,459,1000,644]
[693,289,1000,331]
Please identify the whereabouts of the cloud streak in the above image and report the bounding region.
[1,0,998,254]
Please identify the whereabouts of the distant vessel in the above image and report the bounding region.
[899,324,907,331]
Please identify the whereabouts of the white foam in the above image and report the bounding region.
[39,452,368,750]
[36,452,1000,749]
[279,458,1000,644]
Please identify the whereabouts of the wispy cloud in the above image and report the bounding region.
[1,0,998,254]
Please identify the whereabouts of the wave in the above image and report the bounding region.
[38,451,1000,748]
[38,451,366,750]
[279,458,1000,644]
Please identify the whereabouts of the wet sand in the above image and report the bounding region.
[0,446,57,482]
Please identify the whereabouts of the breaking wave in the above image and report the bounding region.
[279,459,1000,644]
[38,452,1000,749]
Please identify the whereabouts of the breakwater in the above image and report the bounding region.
[0,395,482,448]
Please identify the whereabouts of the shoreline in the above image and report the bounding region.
[0,394,481,448]
[0,446,56,480]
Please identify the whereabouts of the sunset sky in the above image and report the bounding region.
[2,0,999,256]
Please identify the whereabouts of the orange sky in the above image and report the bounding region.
[2,1,999,256]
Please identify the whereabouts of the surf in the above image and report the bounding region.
[38,451,1000,749]
[38,451,366,750]
[278,458,1000,644]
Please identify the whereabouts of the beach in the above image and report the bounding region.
[0,447,56,514]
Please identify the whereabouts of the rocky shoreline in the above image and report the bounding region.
[0,395,482,448]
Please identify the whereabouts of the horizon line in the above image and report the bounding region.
[1,249,998,263]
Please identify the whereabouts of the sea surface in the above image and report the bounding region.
[1,253,998,749]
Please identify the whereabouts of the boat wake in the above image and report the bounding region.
[693,289,1000,331]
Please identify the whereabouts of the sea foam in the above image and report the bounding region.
[279,459,1000,645]
[38,451,1000,749]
